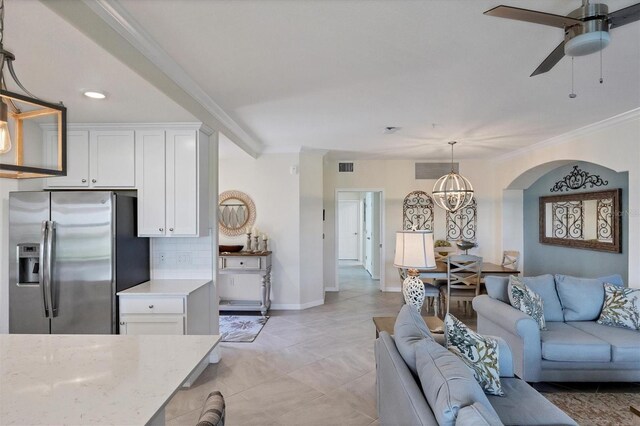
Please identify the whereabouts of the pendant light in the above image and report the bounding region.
[432,141,474,212]
[0,0,67,179]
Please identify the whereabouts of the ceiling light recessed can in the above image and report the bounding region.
[83,90,107,100]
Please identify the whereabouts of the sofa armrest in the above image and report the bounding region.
[473,295,543,382]
[489,336,514,378]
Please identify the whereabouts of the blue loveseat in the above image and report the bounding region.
[473,274,640,382]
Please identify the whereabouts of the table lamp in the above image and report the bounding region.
[394,230,437,311]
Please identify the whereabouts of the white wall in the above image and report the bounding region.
[495,110,640,287]
[218,153,302,307]
[323,158,498,291]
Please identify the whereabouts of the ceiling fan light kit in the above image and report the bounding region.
[484,0,640,77]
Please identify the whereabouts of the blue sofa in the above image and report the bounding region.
[474,274,640,383]
[375,305,576,425]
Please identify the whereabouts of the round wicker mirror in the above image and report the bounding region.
[218,190,256,236]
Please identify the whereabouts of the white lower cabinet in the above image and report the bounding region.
[119,314,184,335]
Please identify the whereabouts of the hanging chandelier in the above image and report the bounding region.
[432,141,474,212]
[0,0,67,179]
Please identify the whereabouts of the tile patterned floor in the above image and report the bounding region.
[166,264,398,425]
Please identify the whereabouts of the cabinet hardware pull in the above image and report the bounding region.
[91,179,97,183]
[159,228,164,232]
[81,179,87,183]
[148,305,154,309]
[240,262,244,265]
[120,322,125,325]
[169,228,174,231]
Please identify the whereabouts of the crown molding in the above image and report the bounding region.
[45,0,261,157]
[496,108,640,162]
[41,122,210,132]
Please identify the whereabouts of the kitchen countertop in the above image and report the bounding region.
[117,279,212,296]
[0,333,220,425]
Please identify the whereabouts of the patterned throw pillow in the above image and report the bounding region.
[597,283,640,331]
[508,275,546,331]
[444,314,504,396]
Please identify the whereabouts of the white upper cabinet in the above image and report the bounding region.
[46,128,135,188]
[90,131,136,187]
[137,127,209,237]
[46,131,90,187]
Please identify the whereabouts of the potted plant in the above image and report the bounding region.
[434,239,452,256]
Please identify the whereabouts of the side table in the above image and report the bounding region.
[218,251,272,316]
[373,315,444,338]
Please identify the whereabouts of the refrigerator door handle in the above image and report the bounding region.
[44,221,57,318]
[40,221,50,318]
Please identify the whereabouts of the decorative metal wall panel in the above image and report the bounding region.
[550,165,608,192]
[597,198,613,242]
[446,198,477,241]
[402,191,434,231]
[551,201,583,239]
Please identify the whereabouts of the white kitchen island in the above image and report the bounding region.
[0,333,220,425]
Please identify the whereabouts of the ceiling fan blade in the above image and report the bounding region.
[484,5,582,28]
[530,41,566,77]
[608,2,640,29]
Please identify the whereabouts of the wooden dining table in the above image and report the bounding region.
[415,261,519,279]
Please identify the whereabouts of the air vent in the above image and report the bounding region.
[338,162,354,173]
[415,162,458,179]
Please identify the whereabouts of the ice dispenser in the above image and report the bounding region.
[17,243,39,285]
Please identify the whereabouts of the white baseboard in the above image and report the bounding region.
[324,287,339,292]
[271,299,324,310]
[384,286,402,292]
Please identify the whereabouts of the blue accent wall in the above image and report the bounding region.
[523,161,629,284]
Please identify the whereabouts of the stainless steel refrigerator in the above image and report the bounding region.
[9,191,150,334]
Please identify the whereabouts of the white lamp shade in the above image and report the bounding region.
[394,231,436,269]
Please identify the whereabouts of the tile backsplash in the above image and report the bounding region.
[151,235,213,279]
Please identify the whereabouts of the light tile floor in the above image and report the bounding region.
[166,264,407,425]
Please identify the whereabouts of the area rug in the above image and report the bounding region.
[220,315,269,342]
[542,392,639,426]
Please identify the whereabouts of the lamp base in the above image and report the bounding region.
[402,272,425,312]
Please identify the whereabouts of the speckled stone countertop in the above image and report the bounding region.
[117,279,212,296]
[0,334,220,425]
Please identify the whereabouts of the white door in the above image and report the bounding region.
[364,193,374,274]
[120,315,184,335]
[90,130,136,187]
[166,129,198,236]
[339,200,360,260]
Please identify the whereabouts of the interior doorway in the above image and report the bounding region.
[335,190,384,291]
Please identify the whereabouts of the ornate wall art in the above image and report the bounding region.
[539,189,621,253]
[551,201,584,240]
[550,165,609,192]
[218,190,256,237]
[446,198,477,241]
[402,191,434,231]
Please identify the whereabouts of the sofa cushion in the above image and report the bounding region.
[555,274,624,321]
[485,276,510,303]
[566,321,640,362]
[522,274,564,322]
[540,322,610,362]
[416,339,498,426]
[508,276,546,331]
[445,314,503,396]
[597,283,640,331]
[394,304,433,376]
[455,402,504,426]
[487,378,577,426]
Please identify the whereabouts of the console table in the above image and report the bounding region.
[218,251,272,316]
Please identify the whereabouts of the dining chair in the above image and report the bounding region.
[398,268,441,317]
[501,250,520,271]
[197,391,225,426]
[444,254,482,316]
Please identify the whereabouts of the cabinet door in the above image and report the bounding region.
[46,131,89,187]
[119,315,184,335]
[166,130,198,236]
[90,130,135,187]
[136,131,167,236]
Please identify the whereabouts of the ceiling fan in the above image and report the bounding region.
[484,1,640,76]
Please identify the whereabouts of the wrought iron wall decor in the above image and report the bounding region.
[539,189,621,253]
[551,201,584,240]
[402,191,434,231]
[550,165,608,192]
[446,198,477,241]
